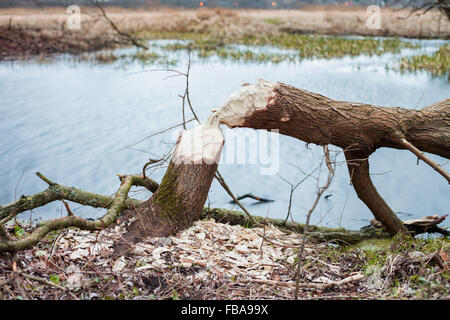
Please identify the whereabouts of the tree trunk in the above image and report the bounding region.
[122,118,224,242]
[212,80,450,235]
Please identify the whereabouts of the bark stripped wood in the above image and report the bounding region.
[212,80,450,235]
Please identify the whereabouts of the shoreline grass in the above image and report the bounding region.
[159,33,419,60]
[397,44,450,78]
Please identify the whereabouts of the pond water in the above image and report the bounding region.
[0,38,448,230]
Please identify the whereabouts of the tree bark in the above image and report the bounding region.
[213,80,450,235]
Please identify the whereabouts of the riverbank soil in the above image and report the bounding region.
[1,6,449,59]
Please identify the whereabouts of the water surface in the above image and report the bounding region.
[0,39,448,230]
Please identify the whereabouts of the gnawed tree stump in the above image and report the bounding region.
[122,117,224,242]
[212,80,450,235]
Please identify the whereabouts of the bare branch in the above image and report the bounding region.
[295,155,336,299]
[0,175,136,252]
[399,137,450,183]
[91,0,148,50]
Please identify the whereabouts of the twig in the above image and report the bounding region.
[61,200,74,217]
[399,137,450,183]
[36,171,56,186]
[14,275,28,300]
[245,273,364,290]
[118,118,195,152]
[214,171,262,227]
[20,272,79,300]
[142,158,163,180]
[295,154,337,299]
[229,193,274,203]
[279,166,320,224]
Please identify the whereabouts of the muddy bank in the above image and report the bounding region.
[0,27,117,60]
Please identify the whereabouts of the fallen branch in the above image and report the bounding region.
[247,273,364,290]
[0,175,135,252]
[0,172,156,223]
[402,214,449,236]
[91,0,148,50]
[201,208,392,244]
[229,193,274,203]
[1,173,447,252]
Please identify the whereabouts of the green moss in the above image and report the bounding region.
[353,239,392,252]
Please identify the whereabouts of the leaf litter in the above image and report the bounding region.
[0,218,448,299]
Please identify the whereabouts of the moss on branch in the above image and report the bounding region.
[201,208,392,245]
[0,175,136,252]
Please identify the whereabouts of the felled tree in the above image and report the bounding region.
[211,80,449,235]
[1,80,449,252]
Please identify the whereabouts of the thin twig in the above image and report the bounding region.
[91,0,148,50]
[20,272,79,300]
[294,154,337,299]
[399,137,450,183]
[279,166,320,225]
[214,171,262,227]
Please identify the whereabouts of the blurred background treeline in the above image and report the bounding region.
[0,0,433,9]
